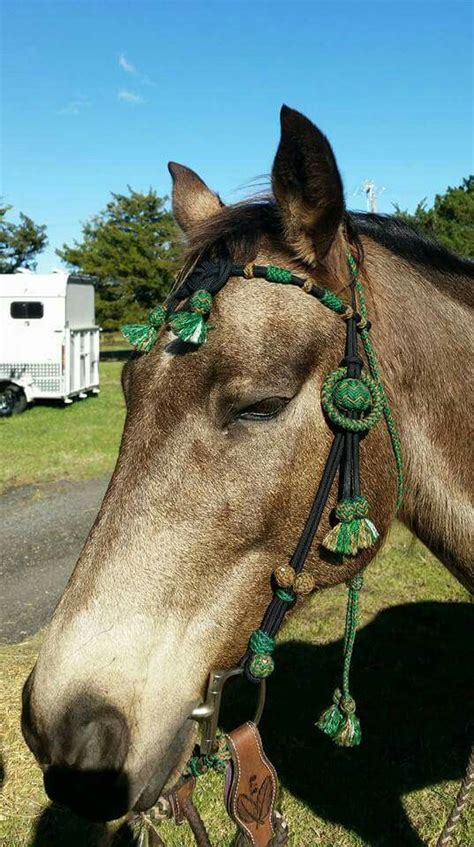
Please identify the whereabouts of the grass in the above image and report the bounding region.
[100,332,129,351]
[0,524,472,847]
[0,362,125,493]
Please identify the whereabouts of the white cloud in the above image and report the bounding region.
[57,96,90,116]
[140,73,156,87]
[118,53,155,87]
[119,53,136,74]
[118,89,144,105]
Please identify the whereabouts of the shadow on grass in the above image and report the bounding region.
[27,600,473,846]
[28,804,107,847]
[222,599,474,846]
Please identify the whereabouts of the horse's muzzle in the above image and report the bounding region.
[22,671,132,820]
[44,763,130,822]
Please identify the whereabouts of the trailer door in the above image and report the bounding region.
[6,297,65,397]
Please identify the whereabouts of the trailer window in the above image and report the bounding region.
[11,301,44,319]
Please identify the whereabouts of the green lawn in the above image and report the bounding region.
[0,362,125,493]
[101,331,129,351]
[0,364,472,846]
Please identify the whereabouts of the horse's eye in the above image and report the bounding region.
[237,397,290,421]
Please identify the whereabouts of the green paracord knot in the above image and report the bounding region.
[275,587,295,603]
[247,629,276,679]
[169,289,213,346]
[320,288,346,314]
[265,265,293,283]
[333,377,372,413]
[335,497,369,521]
[184,730,230,778]
[121,303,167,353]
[322,496,379,556]
[321,368,384,432]
[348,574,364,592]
[188,289,213,313]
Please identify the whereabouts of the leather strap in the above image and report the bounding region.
[225,721,278,847]
[167,776,196,824]
[167,777,212,847]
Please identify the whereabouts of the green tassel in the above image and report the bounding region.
[322,497,379,556]
[322,517,378,555]
[317,575,363,747]
[121,323,158,352]
[317,688,361,747]
[121,303,166,353]
[169,311,208,345]
[317,694,346,737]
[169,288,213,346]
[357,518,379,548]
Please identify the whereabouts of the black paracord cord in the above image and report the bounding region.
[342,316,363,501]
[167,255,235,311]
[239,430,346,668]
[243,294,368,680]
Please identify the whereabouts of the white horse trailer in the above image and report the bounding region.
[0,271,100,415]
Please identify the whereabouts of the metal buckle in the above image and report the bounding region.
[190,667,266,755]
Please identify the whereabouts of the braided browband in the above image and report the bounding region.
[121,259,371,354]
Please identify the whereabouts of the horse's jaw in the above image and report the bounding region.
[131,719,198,813]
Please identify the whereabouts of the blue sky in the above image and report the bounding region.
[2,0,472,272]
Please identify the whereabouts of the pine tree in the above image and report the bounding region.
[394,177,473,258]
[0,205,48,272]
[57,188,182,330]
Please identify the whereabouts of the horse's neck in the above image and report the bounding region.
[366,244,473,591]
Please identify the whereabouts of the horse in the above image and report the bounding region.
[21,106,473,838]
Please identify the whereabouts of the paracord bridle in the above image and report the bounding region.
[121,251,405,845]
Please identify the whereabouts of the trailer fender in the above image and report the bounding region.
[7,377,34,403]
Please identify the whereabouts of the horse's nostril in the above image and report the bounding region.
[41,693,130,780]
[57,705,129,771]
[44,765,130,822]
[22,685,132,819]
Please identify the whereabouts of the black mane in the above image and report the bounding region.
[349,212,474,279]
[184,200,474,291]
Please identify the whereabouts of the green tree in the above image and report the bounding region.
[0,204,48,272]
[57,188,181,331]
[394,176,473,258]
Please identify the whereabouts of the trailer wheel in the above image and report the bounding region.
[0,384,27,417]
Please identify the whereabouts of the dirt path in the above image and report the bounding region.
[0,476,110,642]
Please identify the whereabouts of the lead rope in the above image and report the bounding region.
[436,743,474,847]
[347,254,404,509]
[131,802,212,847]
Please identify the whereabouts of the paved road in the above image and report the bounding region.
[0,476,110,642]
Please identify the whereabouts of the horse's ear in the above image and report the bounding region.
[168,162,223,232]
[272,106,345,264]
